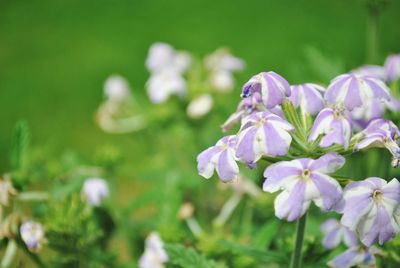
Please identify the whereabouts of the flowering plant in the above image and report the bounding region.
[197,53,400,267]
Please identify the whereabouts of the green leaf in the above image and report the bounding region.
[164,243,226,268]
[252,219,280,250]
[218,240,285,264]
[10,120,30,172]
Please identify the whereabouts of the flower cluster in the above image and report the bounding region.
[146,42,191,104]
[197,54,400,266]
[145,42,245,119]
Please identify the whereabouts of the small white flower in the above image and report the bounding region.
[82,178,109,206]
[20,221,46,252]
[139,232,169,268]
[104,75,131,101]
[205,48,245,92]
[146,42,191,74]
[186,94,214,119]
[146,70,187,104]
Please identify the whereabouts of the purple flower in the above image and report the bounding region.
[222,92,264,132]
[236,112,294,163]
[20,221,46,252]
[354,119,400,167]
[82,178,109,207]
[328,246,378,268]
[197,135,239,182]
[351,65,386,80]
[320,218,357,249]
[241,72,291,109]
[139,232,169,268]
[384,54,400,82]
[263,153,344,221]
[289,83,325,115]
[350,98,385,127]
[341,177,400,246]
[325,73,391,111]
[308,107,353,149]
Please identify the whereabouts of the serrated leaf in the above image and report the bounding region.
[164,243,226,268]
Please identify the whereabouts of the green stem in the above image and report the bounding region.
[290,212,307,268]
[366,0,383,63]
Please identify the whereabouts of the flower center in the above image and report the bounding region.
[372,190,382,201]
[301,169,311,179]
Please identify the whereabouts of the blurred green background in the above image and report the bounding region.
[0,0,399,172]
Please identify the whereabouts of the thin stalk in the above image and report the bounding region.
[290,212,307,268]
[366,6,379,63]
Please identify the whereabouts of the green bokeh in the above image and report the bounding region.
[0,0,399,171]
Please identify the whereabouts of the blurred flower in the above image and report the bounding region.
[0,176,17,207]
[308,107,353,149]
[82,178,109,207]
[325,73,391,111]
[384,54,400,82]
[354,119,400,167]
[186,94,214,119]
[241,72,291,109]
[205,48,245,72]
[139,232,169,268]
[104,75,131,102]
[263,153,344,221]
[146,70,187,104]
[146,42,191,74]
[320,218,357,249]
[97,75,146,134]
[20,220,46,252]
[205,48,245,92]
[197,135,239,182]
[351,65,386,80]
[289,83,325,115]
[328,246,378,268]
[341,177,400,246]
[236,112,294,163]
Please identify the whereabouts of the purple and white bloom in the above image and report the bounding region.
[20,221,46,252]
[104,75,131,102]
[325,73,391,111]
[146,42,191,74]
[186,94,214,119]
[146,70,186,104]
[352,65,386,81]
[354,119,400,167]
[289,83,325,115]
[341,177,400,246]
[384,54,400,82]
[263,153,345,221]
[236,112,294,163]
[350,98,385,127]
[320,218,357,249]
[82,178,109,207]
[241,72,291,109]
[139,232,169,268]
[222,92,265,132]
[328,246,378,268]
[197,135,239,182]
[308,107,353,149]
